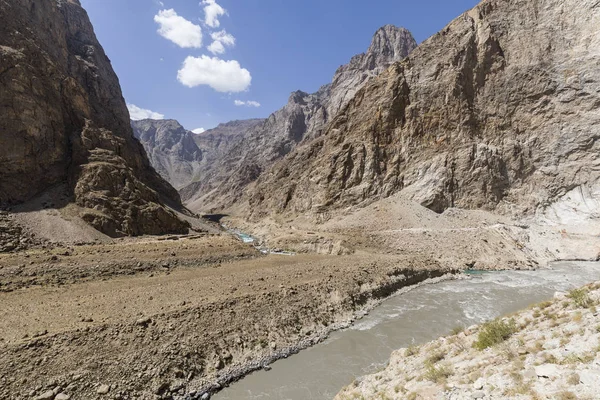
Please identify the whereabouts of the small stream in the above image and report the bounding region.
[214,261,600,400]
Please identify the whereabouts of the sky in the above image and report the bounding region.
[80,0,480,133]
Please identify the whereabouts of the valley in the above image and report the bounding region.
[0,0,599,398]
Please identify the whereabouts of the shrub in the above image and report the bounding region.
[569,288,593,308]
[423,362,453,383]
[474,319,516,350]
[405,345,419,357]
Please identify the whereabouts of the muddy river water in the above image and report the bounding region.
[215,261,600,400]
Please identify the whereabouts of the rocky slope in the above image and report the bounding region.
[336,281,600,399]
[0,0,189,237]
[132,119,203,189]
[247,0,600,224]
[183,25,418,212]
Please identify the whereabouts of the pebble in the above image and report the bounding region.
[472,378,484,390]
[201,393,210,400]
[96,384,110,394]
[535,364,561,379]
[55,393,71,400]
[34,390,55,400]
[471,391,485,399]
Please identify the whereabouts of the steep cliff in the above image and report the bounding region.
[183,25,417,212]
[132,119,203,189]
[248,0,600,222]
[0,0,189,236]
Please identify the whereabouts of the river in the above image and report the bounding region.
[214,261,600,400]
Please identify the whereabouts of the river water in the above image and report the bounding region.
[214,261,600,400]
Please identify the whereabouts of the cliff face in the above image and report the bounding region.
[0,0,188,236]
[182,26,417,212]
[248,0,600,221]
[132,119,203,190]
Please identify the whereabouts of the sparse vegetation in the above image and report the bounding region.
[423,361,453,383]
[556,391,578,400]
[569,288,593,308]
[405,345,419,357]
[473,319,516,350]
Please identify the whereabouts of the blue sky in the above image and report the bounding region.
[80,0,479,132]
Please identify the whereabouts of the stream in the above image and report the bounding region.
[214,261,600,400]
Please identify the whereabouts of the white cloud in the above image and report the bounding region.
[202,0,226,28]
[127,104,165,120]
[177,55,252,92]
[208,30,235,55]
[192,128,206,134]
[234,100,261,107]
[154,9,202,48]
[207,40,225,55]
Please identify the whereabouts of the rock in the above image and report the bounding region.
[535,364,561,379]
[180,26,417,211]
[131,120,203,190]
[263,365,272,371]
[472,391,485,399]
[472,378,485,390]
[244,0,600,223]
[523,369,537,379]
[136,317,152,326]
[0,0,189,237]
[96,384,110,395]
[579,369,600,386]
[34,390,55,400]
[54,394,71,400]
[201,393,210,400]
[554,292,567,301]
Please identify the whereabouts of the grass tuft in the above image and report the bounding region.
[473,319,516,350]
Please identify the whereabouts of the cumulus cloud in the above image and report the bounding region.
[127,104,165,120]
[207,40,225,55]
[154,9,202,48]
[177,55,251,92]
[234,100,261,107]
[208,30,235,55]
[202,0,227,28]
[192,128,206,134]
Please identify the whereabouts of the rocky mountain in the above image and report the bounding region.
[132,119,203,189]
[247,0,600,222]
[0,0,189,236]
[182,25,418,212]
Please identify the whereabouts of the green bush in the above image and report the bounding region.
[474,319,516,350]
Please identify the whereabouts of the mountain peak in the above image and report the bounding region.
[367,25,417,63]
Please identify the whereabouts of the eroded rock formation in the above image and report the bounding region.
[0,0,189,236]
[132,119,203,189]
[182,25,418,212]
[248,0,600,221]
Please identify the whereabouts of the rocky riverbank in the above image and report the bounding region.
[0,235,453,400]
[336,280,600,400]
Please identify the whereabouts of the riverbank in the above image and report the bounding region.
[336,277,600,400]
[0,236,452,400]
[1,199,598,399]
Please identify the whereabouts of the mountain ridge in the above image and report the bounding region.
[0,0,189,237]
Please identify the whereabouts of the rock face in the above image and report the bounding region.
[132,119,203,189]
[247,0,600,221]
[182,25,417,212]
[0,0,189,237]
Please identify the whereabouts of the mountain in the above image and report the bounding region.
[182,25,418,212]
[246,0,600,222]
[0,0,189,237]
[132,119,203,189]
